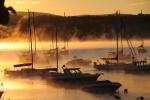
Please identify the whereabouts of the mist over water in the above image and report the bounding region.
[1,40,150,50]
[0,41,150,100]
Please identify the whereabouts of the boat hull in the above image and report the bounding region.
[44,73,100,88]
[81,80,121,93]
[94,63,150,72]
[4,68,56,78]
[0,91,4,98]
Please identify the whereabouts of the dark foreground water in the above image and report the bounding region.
[0,46,150,100]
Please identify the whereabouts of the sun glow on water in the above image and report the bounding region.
[0,40,150,50]
[0,40,150,99]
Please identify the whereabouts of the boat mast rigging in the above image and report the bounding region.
[28,9,34,69]
[63,12,68,49]
[56,27,58,72]
[32,12,37,55]
[116,27,119,64]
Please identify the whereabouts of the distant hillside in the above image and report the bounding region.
[1,12,150,41]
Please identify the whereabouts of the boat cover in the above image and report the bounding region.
[14,63,32,67]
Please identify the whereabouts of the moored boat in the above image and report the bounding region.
[4,10,57,78]
[66,57,92,67]
[94,58,150,72]
[0,91,4,98]
[94,17,150,72]
[43,27,100,87]
[43,65,100,87]
[81,80,121,93]
[4,63,57,77]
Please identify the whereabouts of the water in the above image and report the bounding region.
[0,42,150,100]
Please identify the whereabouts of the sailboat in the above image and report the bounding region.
[43,27,100,85]
[137,40,147,54]
[43,28,121,93]
[4,10,57,78]
[59,12,70,55]
[94,17,150,72]
[19,12,42,63]
[46,13,69,60]
[45,32,62,61]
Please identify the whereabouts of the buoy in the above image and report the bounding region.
[124,89,128,94]
[140,96,144,100]
[137,96,144,100]
[113,94,121,99]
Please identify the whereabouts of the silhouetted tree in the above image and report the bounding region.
[0,0,16,25]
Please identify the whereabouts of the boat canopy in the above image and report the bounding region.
[63,67,82,74]
[137,44,147,53]
[14,63,32,67]
[67,68,80,70]
[101,56,117,61]
[45,68,58,72]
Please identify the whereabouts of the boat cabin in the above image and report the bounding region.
[62,65,82,75]
[133,59,148,67]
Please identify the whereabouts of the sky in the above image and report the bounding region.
[5,0,150,16]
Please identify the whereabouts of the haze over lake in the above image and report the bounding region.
[0,41,150,100]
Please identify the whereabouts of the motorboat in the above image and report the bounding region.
[43,65,100,87]
[81,80,121,93]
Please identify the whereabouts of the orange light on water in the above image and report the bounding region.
[0,42,28,50]
[0,40,150,50]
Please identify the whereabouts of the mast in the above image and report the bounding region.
[120,29,123,54]
[32,12,37,55]
[116,16,124,64]
[28,16,31,53]
[28,9,34,69]
[52,32,54,49]
[55,27,58,72]
[63,12,69,49]
[116,29,119,64]
[126,39,135,58]
[63,12,66,49]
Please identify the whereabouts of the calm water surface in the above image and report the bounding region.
[0,43,150,100]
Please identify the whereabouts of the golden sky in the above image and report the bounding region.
[5,0,150,15]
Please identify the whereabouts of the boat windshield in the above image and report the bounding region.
[70,69,82,74]
[63,68,82,74]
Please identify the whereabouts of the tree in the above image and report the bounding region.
[0,0,16,25]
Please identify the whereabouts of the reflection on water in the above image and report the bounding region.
[0,40,150,50]
[0,42,150,100]
[1,77,115,100]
